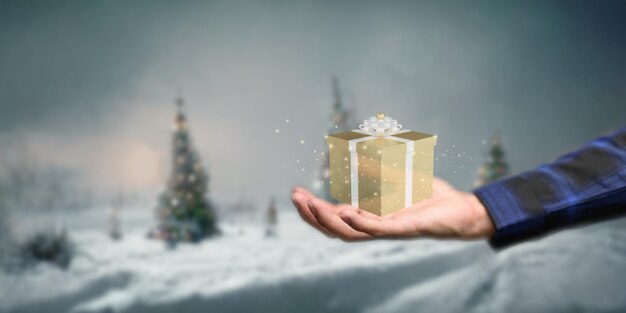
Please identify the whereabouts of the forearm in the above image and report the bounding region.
[474,126,626,248]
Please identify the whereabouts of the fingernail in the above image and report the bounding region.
[307,200,318,216]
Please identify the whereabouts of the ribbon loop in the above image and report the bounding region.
[359,115,402,137]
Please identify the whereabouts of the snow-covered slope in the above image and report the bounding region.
[2,207,626,313]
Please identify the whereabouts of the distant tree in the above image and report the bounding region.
[0,139,79,269]
[315,77,356,201]
[0,137,83,217]
[20,228,73,269]
[264,197,278,238]
[0,190,13,258]
[476,132,510,186]
[109,194,123,241]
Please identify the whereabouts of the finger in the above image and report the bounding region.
[432,177,454,195]
[352,207,383,219]
[309,198,371,241]
[291,192,334,236]
[334,203,363,214]
[292,191,333,236]
[310,197,362,216]
[338,210,411,237]
[292,186,362,215]
[292,186,315,199]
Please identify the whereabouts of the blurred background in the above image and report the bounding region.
[1,1,626,312]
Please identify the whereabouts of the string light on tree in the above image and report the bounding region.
[476,132,510,186]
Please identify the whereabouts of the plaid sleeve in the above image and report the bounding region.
[474,126,626,249]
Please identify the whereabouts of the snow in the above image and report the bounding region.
[2,207,626,313]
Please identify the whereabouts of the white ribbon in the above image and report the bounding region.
[359,116,402,136]
[348,129,413,208]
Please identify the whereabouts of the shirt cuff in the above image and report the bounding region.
[473,178,546,249]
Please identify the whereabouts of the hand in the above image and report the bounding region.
[291,178,495,241]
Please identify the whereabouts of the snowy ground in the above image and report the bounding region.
[2,206,626,313]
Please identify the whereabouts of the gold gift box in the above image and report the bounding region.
[327,130,437,216]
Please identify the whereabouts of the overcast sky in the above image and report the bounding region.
[1,0,625,207]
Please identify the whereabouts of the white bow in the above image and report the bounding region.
[359,115,402,136]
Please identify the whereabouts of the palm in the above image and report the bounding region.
[291,178,494,241]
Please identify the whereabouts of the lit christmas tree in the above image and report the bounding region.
[315,77,355,200]
[476,132,510,186]
[152,97,219,244]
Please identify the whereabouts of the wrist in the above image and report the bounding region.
[465,193,496,238]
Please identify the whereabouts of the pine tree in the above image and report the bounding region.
[476,132,510,186]
[153,97,219,244]
[264,196,278,238]
[0,197,12,258]
[316,77,355,200]
[109,194,123,241]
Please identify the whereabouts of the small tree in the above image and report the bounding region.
[0,191,13,259]
[476,132,510,186]
[109,194,123,241]
[152,97,219,244]
[316,77,355,201]
[20,228,73,269]
[264,197,278,238]
[0,138,79,269]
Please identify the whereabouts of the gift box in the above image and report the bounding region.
[326,113,437,216]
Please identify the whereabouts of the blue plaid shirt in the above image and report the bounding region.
[474,126,626,249]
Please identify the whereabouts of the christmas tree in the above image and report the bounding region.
[316,77,355,200]
[476,132,510,186]
[152,97,219,244]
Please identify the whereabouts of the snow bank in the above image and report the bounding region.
[2,207,626,313]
